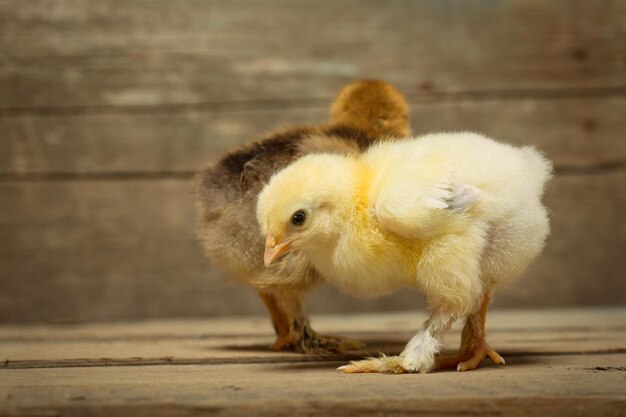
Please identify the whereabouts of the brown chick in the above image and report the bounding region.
[196,80,410,354]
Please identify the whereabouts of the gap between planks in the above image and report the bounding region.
[0,161,623,182]
[3,348,626,370]
[1,85,625,118]
[9,398,626,417]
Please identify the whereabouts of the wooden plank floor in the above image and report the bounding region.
[1,308,625,417]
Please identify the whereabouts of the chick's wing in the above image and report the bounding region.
[373,176,481,240]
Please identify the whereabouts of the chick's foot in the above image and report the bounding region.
[307,334,364,355]
[436,340,505,372]
[337,355,408,374]
[272,332,363,356]
[435,292,505,372]
[338,320,445,374]
[458,340,505,372]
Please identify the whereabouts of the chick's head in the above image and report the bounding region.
[257,154,358,267]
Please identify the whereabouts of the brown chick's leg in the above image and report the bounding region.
[258,289,363,355]
[436,293,505,372]
[258,291,291,350]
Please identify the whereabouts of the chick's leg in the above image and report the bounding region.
[258,289,362,355]
[435,292,505,371]
[258,290,291,350]
[338,308,455,374]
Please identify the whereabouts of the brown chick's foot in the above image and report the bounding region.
[337,355,408,374]
[271,332,364,356]
[269,334,294,351]
[436,341,505,372]
[309,334,364,355]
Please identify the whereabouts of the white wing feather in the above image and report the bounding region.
[374,179,481,239]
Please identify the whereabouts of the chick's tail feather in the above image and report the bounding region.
[520,145,554,197]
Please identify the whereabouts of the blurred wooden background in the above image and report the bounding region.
[1,0,624,323]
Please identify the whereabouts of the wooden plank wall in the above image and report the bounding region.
[1,0,624,323]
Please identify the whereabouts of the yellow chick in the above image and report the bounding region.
[257,132,553,373]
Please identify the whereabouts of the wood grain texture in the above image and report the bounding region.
[1,0,625,323]
[1,173,624,323]
[1,96,625,175]
[2,309,625,368]
[0,108,326,176]
[1,0,624,109]
[0,178,259,323]
[0,310,625,416]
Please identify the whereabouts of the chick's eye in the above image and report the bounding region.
[291,210,307,226]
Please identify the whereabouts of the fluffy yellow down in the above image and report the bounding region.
[258,132,551,318]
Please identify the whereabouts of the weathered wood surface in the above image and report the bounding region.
[2,96,625,176]
[2,309,626,367]
[1,1,624,110]
[1,0,625,323]
[1,309,625,416]
[1,173,625,323]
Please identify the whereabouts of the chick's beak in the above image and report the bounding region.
[264,234,292,267]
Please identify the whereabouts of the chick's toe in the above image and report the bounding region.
[307,334,364,355]
[436,341,505,372]
[293,333,364,356]
[337,355,408,374]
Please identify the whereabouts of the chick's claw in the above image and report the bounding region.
[337,355,408,374]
